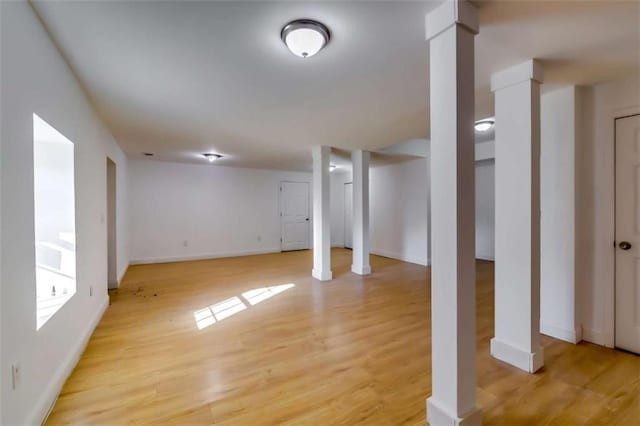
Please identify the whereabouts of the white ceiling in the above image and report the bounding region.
[31,0,640,171]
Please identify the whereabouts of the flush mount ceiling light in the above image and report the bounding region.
[203,153,223,163]
[475,118,495,132]
[281,19,330,58]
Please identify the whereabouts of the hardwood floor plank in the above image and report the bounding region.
[46,249,640,425]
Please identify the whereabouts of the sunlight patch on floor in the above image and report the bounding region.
[194,284,295,330]
[242,283,295,306]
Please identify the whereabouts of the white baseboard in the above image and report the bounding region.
[30,296,109,426]
[130,248,282,265]
[476,254,495,261]
[582,327,614,348]
[490,337,544,373]
[541,321,582,344]
[370,249,429,266]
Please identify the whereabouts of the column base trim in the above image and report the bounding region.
[490,337,544,373]
[351,264,371,275]
[312,269,333,281]
[426,398,482,426]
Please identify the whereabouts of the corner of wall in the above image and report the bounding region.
[117,263,130,287]
[541,321,583,344]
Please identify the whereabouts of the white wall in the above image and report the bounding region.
[540,86,582,343]
[329,157,495,266]
[536,77,640,347]
[330,171,351,247]
[0,2,129,424]
[128,160,311,264]
[370,158,431,265]
[579,76,640,347]
[475,159,495,260]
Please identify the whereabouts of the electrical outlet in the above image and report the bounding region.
[11,363,21,390]
[183,240,189,247]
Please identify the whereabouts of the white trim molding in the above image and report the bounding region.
[541,321,583,344]
[130,248,282,265]
[370,249,429,266]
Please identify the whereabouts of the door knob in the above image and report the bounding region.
[619,241,632,250]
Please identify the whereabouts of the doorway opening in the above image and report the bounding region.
[106,157,117,289]
[344,182,353,249]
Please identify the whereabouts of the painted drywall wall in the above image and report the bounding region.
[330,171,352,247]
[540,86,582,343]
[330,157,495,265]
[0,2,129,424]
[580,76,640,347]
[476,159,495,261]
[370,158,431,265]
[128,160,312,264]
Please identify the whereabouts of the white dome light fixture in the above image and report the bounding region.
[203,153,222,163]
[475,118,495,133]
[281,19,330,58]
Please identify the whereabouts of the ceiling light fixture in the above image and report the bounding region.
[203,153,223,163]
[475,118,495,132]
[281,19,330,58]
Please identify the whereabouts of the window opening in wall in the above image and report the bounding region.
[33,113,77,329]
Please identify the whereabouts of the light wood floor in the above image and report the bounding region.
[47,249,639,425]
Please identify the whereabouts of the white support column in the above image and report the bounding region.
[425,1,480,425]
[491,59,544,373]
[351,150,371,275]
[312,145,332,281]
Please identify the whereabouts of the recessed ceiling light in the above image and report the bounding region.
[281,19,330,58]
[475,119,495,132]
[203,153,223,163]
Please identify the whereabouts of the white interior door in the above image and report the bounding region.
[615,114,640,354]
[344,182,353,249]
[280,181,310,251]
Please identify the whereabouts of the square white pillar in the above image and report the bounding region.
[312,145,332,281]
[491,59,544,373]
[425,1,481,425]
[351,150,371,275]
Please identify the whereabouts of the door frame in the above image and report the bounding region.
[612,111,640,349]
[279,180,312,252]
